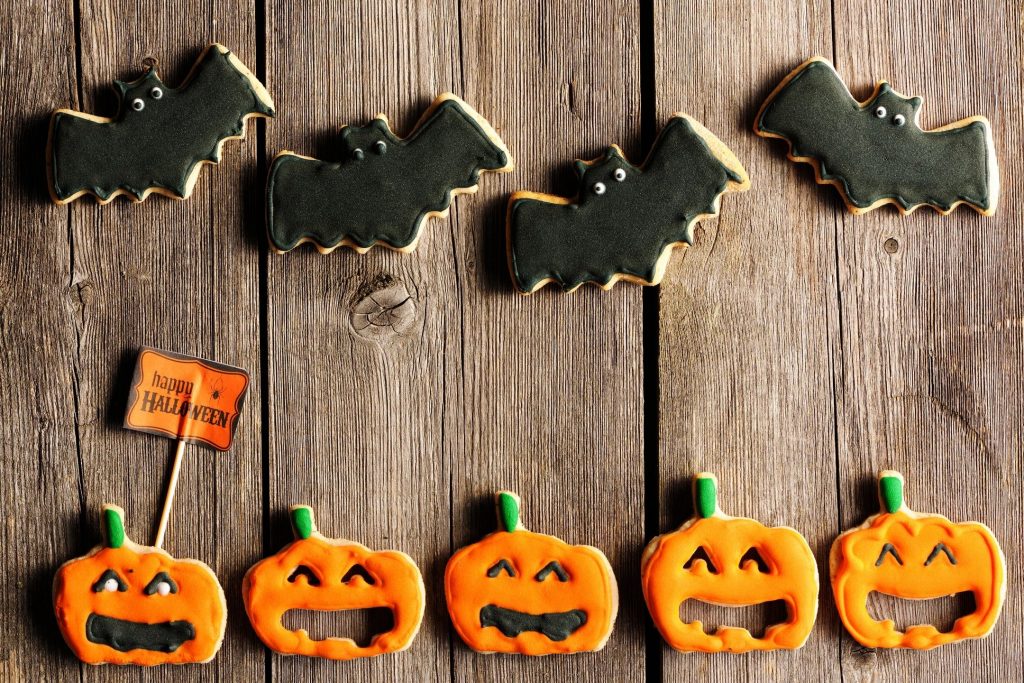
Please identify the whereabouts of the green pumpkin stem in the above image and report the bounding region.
[289,505,316,540]
[878,471,905,514]
[496,491,521,532]
[694,473,718,519]
[101,504,125,549]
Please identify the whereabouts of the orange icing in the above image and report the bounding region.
[830,471,1006,649]
[444,491,618,655]
[242,506,424,660]
[52,508,226,666]
[641,473,818,653]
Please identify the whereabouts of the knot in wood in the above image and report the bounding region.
[350,275,417,341]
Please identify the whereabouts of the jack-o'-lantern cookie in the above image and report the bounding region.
[243,505,425,660]
[830,471,1006,650]
[52,504,226,665]
[445,491,618,655]
[641,473,818,653]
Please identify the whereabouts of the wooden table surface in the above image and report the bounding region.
[2,0,1020,680]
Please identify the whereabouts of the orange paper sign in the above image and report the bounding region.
[124,347,249,451]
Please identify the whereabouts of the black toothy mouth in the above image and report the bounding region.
[479,605,587,641]
[86,613,195,653]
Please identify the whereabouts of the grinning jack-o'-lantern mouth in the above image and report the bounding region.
[280,606,396,645]
[85,613,196,653]
[677,598,789,637]
[866,590,976,633]
[479,605,588,641]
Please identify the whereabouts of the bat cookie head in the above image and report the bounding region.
[755,56,998,215]
[266,93,512,254]
[444,491,618,655]
[52,504,226,665]
[830,471,1006,650]
[641,473,818,653]
[506,114,749,293]
[242,505,425,660]
[47,43,275,205]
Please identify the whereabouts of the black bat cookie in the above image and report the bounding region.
[47,43,274,204]
[755,56,998,216]
[267,93,513,254]
[506,115,749,293]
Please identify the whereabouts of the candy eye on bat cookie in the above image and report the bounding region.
[590,165,629,195]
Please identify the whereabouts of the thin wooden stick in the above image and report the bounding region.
[154,439,186,548]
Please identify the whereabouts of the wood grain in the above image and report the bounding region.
[832,1,1023,681]
[64,1,264,681]
[3,1,1022,681]
[264,1,461,681]
[0,1,82,680]
[451,0,645,680]
[653,0,842,680]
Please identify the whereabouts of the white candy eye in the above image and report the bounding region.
[149,87,163,99]
[613,168,626,182]
[893,114,906,126]
[374,140,387,155]
[156,581,172,596]
[874,106,887,118]
[103,578,120,592]
[131,98,145,112]
[592,182,606,195]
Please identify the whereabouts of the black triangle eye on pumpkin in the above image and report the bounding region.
[535,561,570,582]
[487,559,516,578]
[875,543,904,567]
[739,547,771,573]
[682,546,718,574]
[143,572,179,596]
[924,543,957,566]
[91,569,128,594]
[286,565,322,586]
[341,564,376,585]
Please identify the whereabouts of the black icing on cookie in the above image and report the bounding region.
[266,94,513,254]
[507,115,749,293]
[47,43,274,205]
[755,56,998,216]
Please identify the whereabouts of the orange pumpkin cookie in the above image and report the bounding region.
[445,491,618,655]
[830,470,1006,650]
[243,505,425,660]
[52,504,226,665]
[641,473,818,653]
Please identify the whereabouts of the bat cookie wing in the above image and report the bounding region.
[755,56,998,216]
[507,114,749,294]
[47,43,275,205]
[266,93,513,254]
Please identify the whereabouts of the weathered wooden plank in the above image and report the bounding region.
[832,1,1024,681]
[450,1,646,681]
[67,1,264,681]
[653,0,842,680]
[264,1,461,681]
[0,1,83,680]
